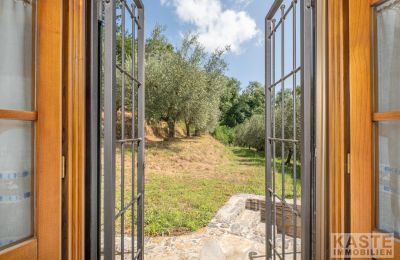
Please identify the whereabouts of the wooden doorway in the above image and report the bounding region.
[0,0,63,259]
[329,0,400,258]
[348,0,400,258]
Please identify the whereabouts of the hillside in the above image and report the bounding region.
[114,124,300,236]
[145,134,267,236]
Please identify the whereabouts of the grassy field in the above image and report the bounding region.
[113,135,301,236]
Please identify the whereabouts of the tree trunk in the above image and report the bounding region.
[194,128,201,136]
[168,118,175,138]
[285,148,293,165]
[185,122,190,137]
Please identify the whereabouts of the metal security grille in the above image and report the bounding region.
[102,0,145,259]
[265,0,313,260]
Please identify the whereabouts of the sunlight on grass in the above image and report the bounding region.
[113,136,301,236]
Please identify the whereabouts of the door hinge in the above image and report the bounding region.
[62,155,66,179]
[347,153,351,175]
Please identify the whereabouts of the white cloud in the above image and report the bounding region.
[234,0,253,7]
[161,0,259,54]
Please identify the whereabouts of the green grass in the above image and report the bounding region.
[145,176,240,235]
[113,136,301,236]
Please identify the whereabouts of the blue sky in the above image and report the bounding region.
[144,0,275,89]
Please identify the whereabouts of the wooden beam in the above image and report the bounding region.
[0,109,37,121]
[349,0,374,237]
[315,0,329,259]
[328,1,350,256]
[371,0,384,5]
[0,240,37,260]
[36,0,63,258]
[373,111,400,121]
[62,0,86,259]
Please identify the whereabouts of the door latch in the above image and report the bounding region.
[62,155,66,179]
[347,153,351,175]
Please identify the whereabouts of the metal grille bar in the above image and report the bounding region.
[103,1,145,259]
[265,0,314,259]
[279,6,287,258]
[103,1,117,259]
[120,0,135,18]
[116,138,142,144]
[86,0,100,258]
[115,194,142,220]
[130,3,137,258]
[300,0,313,259]
[116,64,142,85]
[268,66,301,89]
[137,7,146,259]
[267,2,295,38]
[267,137,299,143]
[267,188,301,215]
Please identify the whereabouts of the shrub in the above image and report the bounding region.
[234,114,265,151]
[116,111,136,140]
[213,125,235,145]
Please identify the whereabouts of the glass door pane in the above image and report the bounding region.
[0,120,34,247]
[376,121,400,237]
[376,0,400,112]
[0,0,34,111]
[0,0,35,249]
[374,0,400,238]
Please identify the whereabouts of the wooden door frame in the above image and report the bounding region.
[315,0,329,258]
[327,0,379,257]
[0,0,63,259]
[350,0,400,258]
[328,0,400,258]
[348,0,373,236]
[36,0,63,257]
[327,0,351,254]
[62,0,87,259]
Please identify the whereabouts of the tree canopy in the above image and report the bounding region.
[145,26,228,137]
[114,24,275,150]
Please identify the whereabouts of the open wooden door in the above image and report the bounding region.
[349,0,400,258]
[0,0,62,259]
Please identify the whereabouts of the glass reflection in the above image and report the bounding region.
[376,0,400,112]
[0,120,33,247]
[0,0,34,111]
[377,121,400,237]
